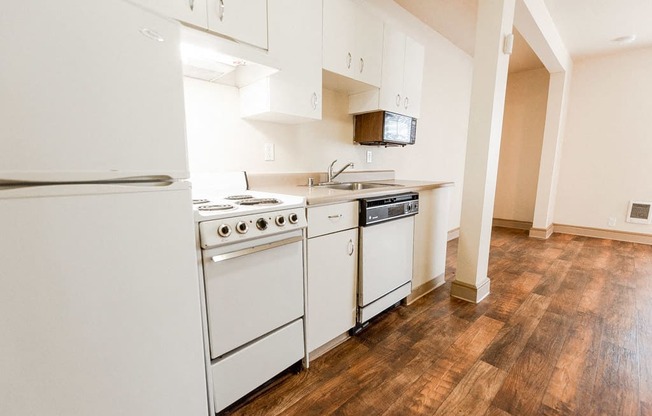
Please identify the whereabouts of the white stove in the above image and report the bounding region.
[191,173,308,413]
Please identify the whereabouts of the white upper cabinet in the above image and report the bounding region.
[133,0,268,50]
[354,9,383,87]
[240,0,322,123]
[130,0,209,28]
[206,0,268,49]
[349,24,425,118]
[378,25,424,118]
[322,0,383,89]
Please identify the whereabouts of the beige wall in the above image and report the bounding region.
[494,68,549,223]
[183,0,473,232]
[554,47,652,234]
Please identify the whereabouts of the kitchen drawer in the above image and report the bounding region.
[212,319,304,413]
[307,201,358,238]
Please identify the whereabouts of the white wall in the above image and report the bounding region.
[494,68,548,222]
[183,0,473,232]
[554,47,652,233]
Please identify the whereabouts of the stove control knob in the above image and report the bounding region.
[275,215,286,226]
[217,224,231,237]
[256,218,268,231]
[288,213,299,224]
[236,221,248,234]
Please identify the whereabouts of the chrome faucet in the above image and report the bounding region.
[326,159,354,183]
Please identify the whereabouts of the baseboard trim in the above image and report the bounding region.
[554,223,652,245]
[450,278,491,304]
[308,332,351,362]
[493,218,532,230]
[529,225,554,239]
[407,273,445,305]
[447,227,460,241]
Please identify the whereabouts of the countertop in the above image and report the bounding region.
[250,179,454,206]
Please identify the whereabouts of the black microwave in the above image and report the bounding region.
[354,111,417,146]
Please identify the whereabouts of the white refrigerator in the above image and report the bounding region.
[0,1,208,415]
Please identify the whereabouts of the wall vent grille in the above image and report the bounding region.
[626,200,652,224]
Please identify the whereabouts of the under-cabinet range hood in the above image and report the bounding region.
[180,27,278,87]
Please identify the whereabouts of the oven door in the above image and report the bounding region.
[202,230,304,359]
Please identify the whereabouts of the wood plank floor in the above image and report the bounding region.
[223,228,652,415]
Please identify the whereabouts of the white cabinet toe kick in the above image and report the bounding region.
[357,281,412,325]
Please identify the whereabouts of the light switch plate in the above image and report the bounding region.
[264,143,275,161]
[366,150,373,163]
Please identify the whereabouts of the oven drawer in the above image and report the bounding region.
[212,319,304,413]
[307,201,359,238]
[202,233,304,359]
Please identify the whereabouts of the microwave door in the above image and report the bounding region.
[384,114,397,143]
[396,116,411,144]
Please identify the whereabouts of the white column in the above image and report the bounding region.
[451,0,515,303]
[529,70,572,239]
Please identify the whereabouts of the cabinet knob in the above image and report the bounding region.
[311,92,318,110]
[347,239,355,256]
[189,0,194,11]
[359,58,364,74]
[404,96,409,109]
[346,52,352,69]
[218,0,225,21]
[396,94,401,107]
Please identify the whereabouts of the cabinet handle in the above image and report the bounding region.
[396,94,401,107]
[189,0,194,11]
[346,52,352,69]
[328,214,342,220]
[359,58,364,73]
[311,92,318,110]
[347,239,355,256]
[404,96,409,109]
[218,0,225,21]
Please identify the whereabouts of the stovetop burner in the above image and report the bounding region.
[236,198,282,206]
[224,195,254,200]
[198,204,235,212]
[193,199,210,205]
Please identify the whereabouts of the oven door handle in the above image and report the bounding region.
[210,235,303,263]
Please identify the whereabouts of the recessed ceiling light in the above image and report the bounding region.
[611,35,637,44]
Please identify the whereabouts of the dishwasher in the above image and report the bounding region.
[356,192,419,328]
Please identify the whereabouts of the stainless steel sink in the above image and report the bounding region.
[318,182,404,191]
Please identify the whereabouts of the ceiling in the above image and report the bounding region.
[394,0,652,72]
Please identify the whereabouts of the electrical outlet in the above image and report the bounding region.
[608,216,616,227]
[366,150,373,163]
[264,143,275,161]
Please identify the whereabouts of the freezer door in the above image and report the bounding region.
[0,1,189,182]
[0,183,208,416]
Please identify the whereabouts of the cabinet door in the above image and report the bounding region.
[307,228,358,352]
[206,0,268,49]
[354,8,383,87]
[402,35,425,118]
[322,0,356,78]
[270,0,322,120]
[378,24,406,113]
[131,0,208,28]
[240,0,321,122]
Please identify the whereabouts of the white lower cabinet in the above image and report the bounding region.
[306,202,358,353]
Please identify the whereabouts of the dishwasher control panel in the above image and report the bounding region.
[359,192,419,226]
